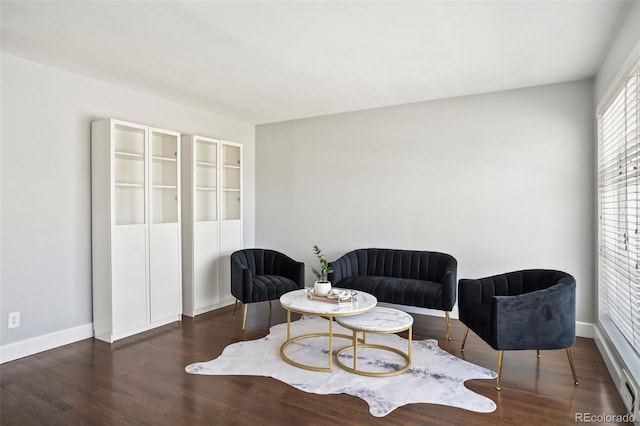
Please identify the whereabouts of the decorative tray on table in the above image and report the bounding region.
[306,288,358,304]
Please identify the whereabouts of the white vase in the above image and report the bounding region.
[314,280,332,296]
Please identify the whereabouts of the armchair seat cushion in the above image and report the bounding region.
[337,276,446,310]
[252,275,301,302]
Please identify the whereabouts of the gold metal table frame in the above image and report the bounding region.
[335,323,413,377]
[279,289,377,372]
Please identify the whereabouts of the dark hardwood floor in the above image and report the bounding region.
[1,303,630,425]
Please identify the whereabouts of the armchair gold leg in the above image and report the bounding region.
[445,312,451,340]
[269,300,272,310]
[567,348,579,385]
[537,349,540,358]
[242,304,248,331]
[496,350,504,391]
[461,327,469,352]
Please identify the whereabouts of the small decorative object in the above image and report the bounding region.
[311,245,333,296]
[306,288,356,304]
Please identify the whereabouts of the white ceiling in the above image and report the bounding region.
[0,1,631,124]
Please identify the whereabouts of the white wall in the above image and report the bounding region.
[0,53,255,350]
[256,80,595,324]
[594,0,640,105]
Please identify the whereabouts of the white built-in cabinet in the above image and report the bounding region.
[181,135,243,316]
[91,119,182,343]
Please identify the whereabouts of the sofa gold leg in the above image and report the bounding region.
[269,300,272,310]
[537,349,540,358]
[496,350,504,391]
[242,304,248,331]
[232,299,238,315]
[567,348,579,385]
[461,327,469,352]
[445,312,451,340]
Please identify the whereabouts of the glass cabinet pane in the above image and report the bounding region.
[114,124,145,225]
[151,131,179,223]
[222,144,241,221]
[195,139,217,222]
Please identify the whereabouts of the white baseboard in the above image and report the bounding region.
[576,321,595,339]
[0,323,94,364]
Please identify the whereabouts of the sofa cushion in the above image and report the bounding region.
[251,275,300,302]
[336,276,445,310]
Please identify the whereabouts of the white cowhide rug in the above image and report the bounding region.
[185,316,497,417]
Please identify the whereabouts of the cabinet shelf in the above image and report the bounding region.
[222,164,240,169]
[196,161,217,167]
[115,151,144,159]
[153,185,177,189]
[115,182,144,188]
[152,155,177,162]
[196,187,217,191]
[223,188,240,192]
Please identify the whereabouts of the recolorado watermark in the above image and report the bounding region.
[575,412,636,423]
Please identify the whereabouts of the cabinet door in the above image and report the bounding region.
[194,221,219,310]
[219,221,242,303]
[112,227,148,332]
[149,224,181,321]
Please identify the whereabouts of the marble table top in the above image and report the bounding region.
[336,306,413,332]
[280,288,377,316]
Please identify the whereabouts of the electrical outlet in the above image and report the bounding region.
[621,370,639,423]
[8,312,20,329]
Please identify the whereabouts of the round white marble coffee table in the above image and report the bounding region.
[335,306,413,377]
[279,288,377,372]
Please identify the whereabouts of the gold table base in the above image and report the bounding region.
[280,309,365,372]
[335,326,413,377]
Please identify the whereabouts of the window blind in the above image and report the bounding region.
[598,61,640,357]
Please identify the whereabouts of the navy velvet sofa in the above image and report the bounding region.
[328,248,458,339]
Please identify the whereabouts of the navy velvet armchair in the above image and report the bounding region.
[231,249,304,330]
[458,269,578,390]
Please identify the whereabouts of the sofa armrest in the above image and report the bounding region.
[328,259,345,283]
[231,255,253,303]
[458,278,485,309]
[273,254,305,288]
[288,260,305,289]
[328,252,358,283]
[438,256,457,310]
[491,281,576,350]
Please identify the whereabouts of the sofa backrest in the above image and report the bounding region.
[341,248,454,281]
[476,269,575,303]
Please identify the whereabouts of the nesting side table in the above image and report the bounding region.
[335,306,413,377]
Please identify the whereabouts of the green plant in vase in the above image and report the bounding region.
[311,245,333,295]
